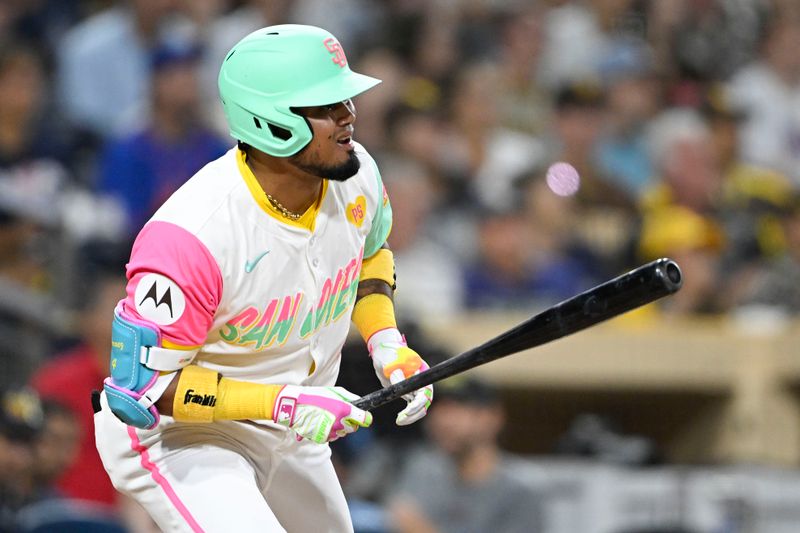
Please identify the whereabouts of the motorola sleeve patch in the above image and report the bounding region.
[134,273,187,326]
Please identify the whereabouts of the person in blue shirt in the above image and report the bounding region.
[96,39,228,236]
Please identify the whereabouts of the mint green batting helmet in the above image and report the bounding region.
[218,24,381,157]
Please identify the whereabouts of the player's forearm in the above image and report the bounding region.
[154,366,372,443]
[155,367,280,422]
[352,246,398,341]
[155,371,274,420]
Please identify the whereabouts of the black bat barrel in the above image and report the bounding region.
[354,258,682,411]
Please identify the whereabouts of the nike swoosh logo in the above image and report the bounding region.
[244,250,270,273]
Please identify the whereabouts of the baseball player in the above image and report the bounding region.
[93,24,434,532]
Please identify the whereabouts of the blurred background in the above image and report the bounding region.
[1,0,800,531]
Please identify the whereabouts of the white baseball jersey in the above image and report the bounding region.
[126,142,390,386]
[95,142,391,532]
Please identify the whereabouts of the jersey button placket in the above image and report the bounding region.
[308,232,320,269]
[306,236,321,378]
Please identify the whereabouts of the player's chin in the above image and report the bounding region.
[325,150,361,182]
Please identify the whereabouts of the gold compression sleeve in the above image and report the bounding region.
[172,365,282,423]
[351,293,397,342]
[359,248,396,288]
[351,248,398,342]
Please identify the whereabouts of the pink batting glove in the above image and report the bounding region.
[368,328,434,426]
[273,385,372,444]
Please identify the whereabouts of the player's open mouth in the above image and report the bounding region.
[336,135,354,150]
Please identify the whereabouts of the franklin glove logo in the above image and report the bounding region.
[183,389,217,407]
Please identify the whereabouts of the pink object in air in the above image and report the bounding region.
[546,162,580,196]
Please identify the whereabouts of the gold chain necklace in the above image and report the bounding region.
[265,192,303,221]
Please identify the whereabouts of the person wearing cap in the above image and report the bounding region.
[735,194,800,314]
[93,25,433,532]
[704,83,795,295]
[96,38,228,237]
[0,389,44,531]
[388,377,543,533]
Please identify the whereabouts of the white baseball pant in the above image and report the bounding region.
[94,391,353,532]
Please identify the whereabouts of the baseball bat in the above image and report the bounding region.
[354,257,682,411]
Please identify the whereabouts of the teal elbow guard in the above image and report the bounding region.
[104,311,161,429]
[104,309,196,429]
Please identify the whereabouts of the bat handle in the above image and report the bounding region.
[354,364,443,411]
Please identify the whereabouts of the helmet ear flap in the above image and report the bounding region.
[223,100,312,156]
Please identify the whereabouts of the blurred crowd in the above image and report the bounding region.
[2,0,800,531]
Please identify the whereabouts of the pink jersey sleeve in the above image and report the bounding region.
[121,221,223,348]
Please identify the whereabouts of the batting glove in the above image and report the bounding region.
[368,328,434,426]
[273,385,372,444]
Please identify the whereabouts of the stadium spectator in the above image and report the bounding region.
[330,439,390,533]
[703,85,794,291]
[597,43,660,197]
[736,194,800,314]
[0,1,86,60]
[728,12,800,182]
[549,82,621,206]
[440,63,546,212]
[640,109,725,314]
[464,202,593,311]
[387,377,543,533]
[56,0,185,138]
[517,167,604,290]
[28,401,80,500]
[0,43,73,370]
[404,8,462,94]
[0,388,44,531]
[494,5,550,137]
[0,41,74,170]
[538,0,647,90]
[95,38,228,236]
[0,42,71,241]
[537,1,608,89]
[385,104,446,189]
[463,207,537,310]
[380,154,464,322]
[30,274,127,506]
[668,0,763,84]
[348,50,406,154]
[15,400,127,532]
[550,81,639,275]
